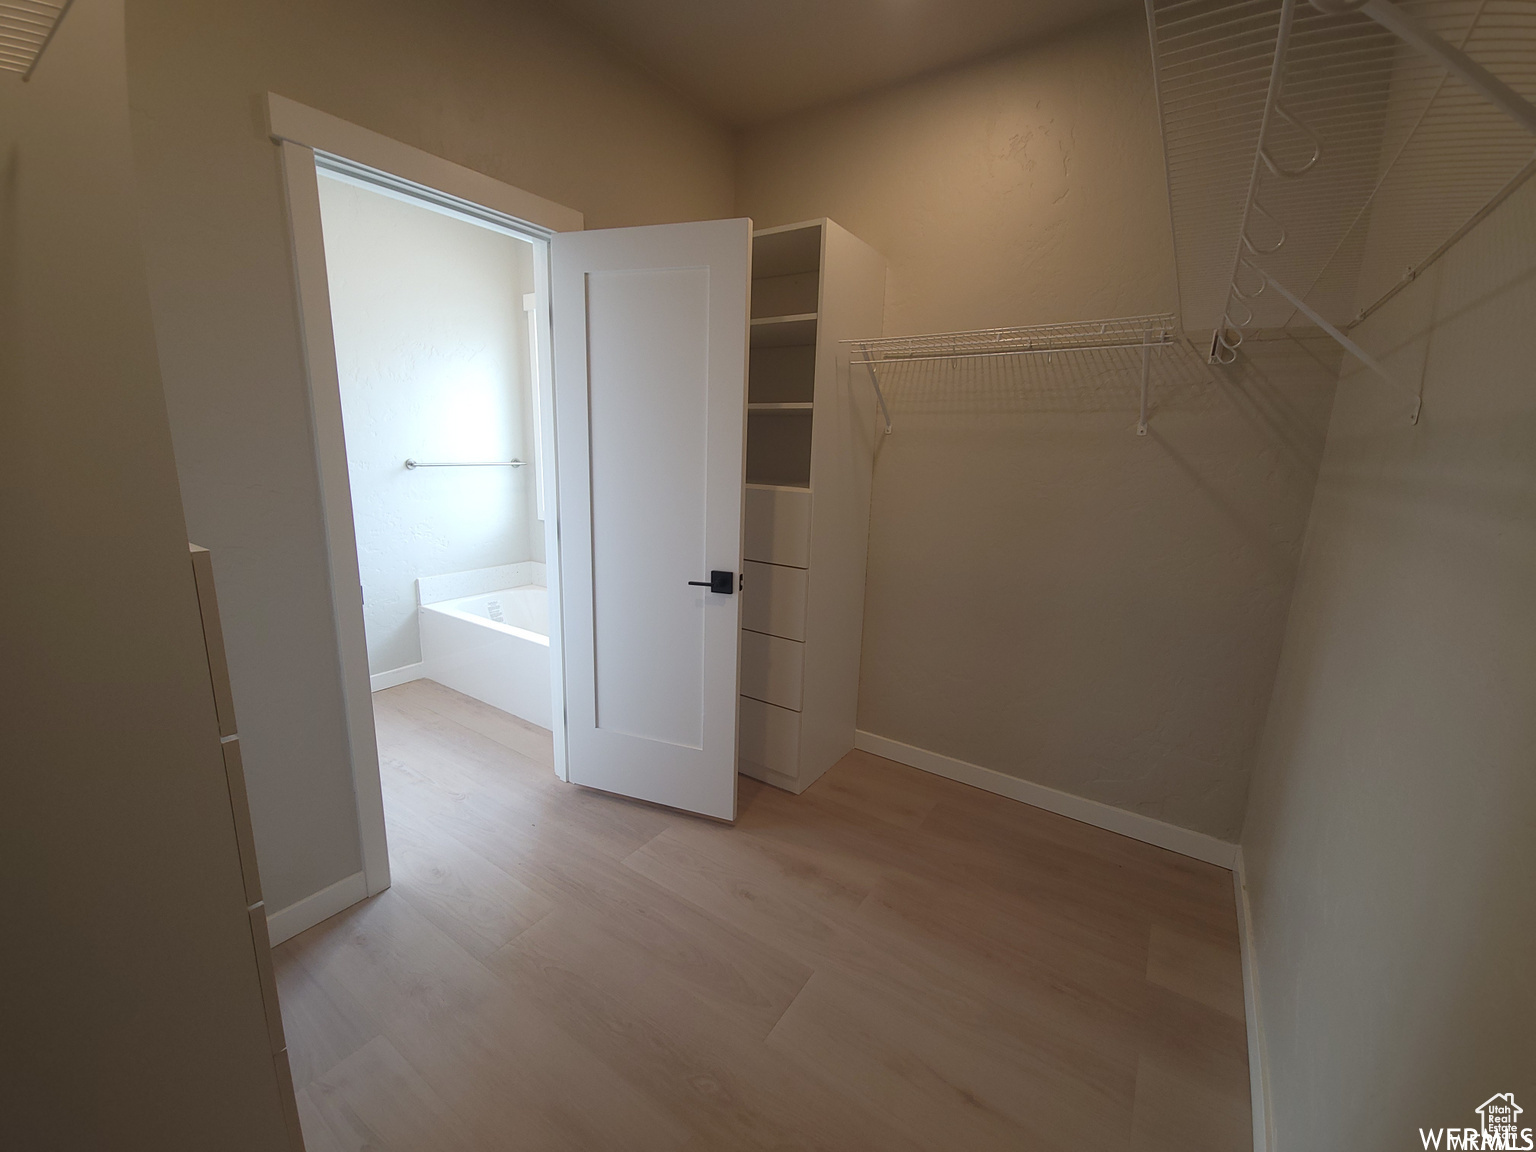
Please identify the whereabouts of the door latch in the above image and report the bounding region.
[687,570,736,595]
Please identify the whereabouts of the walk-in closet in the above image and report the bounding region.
[10,1,1532,1149]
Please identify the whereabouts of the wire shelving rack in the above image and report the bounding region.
[1147,0,1536,422]
[1,0,75,79]
[846,314,1184,435]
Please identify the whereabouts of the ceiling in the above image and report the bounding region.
[535,0,1142,127]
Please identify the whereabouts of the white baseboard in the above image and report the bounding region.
[1233,848,1274,1152]
[853,730,1239,869]
[370,662,424,692]
[266,869,369,946]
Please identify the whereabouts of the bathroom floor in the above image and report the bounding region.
[274,678,1252,1151]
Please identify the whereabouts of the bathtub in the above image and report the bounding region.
[418,584,552,730]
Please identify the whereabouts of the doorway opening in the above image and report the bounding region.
[278,98,751,907]
[313,165,556,734]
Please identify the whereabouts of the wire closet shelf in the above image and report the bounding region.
[1,0,74,78]
[1147,0,1536,424]
[846,313,1182,436]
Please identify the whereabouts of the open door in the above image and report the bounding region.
[551,218,751,821]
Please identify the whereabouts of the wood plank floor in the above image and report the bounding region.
[275,679,1251,1151]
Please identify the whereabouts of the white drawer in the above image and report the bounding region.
[738,695,800,779]
[740,628,804,711]
[742,561,807,642]
[744,484,811,568]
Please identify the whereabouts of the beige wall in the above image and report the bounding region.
[1240,183,1536,1148]
[124,0,736,914]
[736,13,1176,334]
[0,1,291,1145]
[736,12,1335,839]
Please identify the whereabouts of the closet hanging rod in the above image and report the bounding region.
[1353,151,1536,328]
[404,459,527,469]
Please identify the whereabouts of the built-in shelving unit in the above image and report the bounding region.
[750,314,820,349]
[751,312,819,327]
[737,219,886,795]
[746,242,821,490]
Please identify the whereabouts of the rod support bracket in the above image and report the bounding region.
[861,358,894,435]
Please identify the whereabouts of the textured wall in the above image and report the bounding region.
[735,13,1176,335]
[125,0,735,915]
[318,176,538,676]
[736,11,1336,839]
[1241,181,1536,1150]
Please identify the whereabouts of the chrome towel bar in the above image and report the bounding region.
[404,459,526,469]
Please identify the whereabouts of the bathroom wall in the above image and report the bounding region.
[317,174,539,678]
[735,10,1337,840]
[125,0,735,916]
[1239,178,1536,1149]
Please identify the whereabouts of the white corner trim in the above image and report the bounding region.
[264,93,583,234]
[266,870,369,947]
[370,662,425,692]
[277,139,392,901]
[853,730,1239,868]
[1234,848,1275,1152]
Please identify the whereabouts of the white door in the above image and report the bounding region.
[551,218,751,821]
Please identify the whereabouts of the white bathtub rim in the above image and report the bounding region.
[420,582,548,645]
[419,602,550,647]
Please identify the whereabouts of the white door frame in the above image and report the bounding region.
[267,93,583,896]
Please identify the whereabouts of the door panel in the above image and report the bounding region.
[587,267,711,747]
[552,219,751,821]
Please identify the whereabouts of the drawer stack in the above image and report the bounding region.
[189,545,307,1150]
[740,484,811,785]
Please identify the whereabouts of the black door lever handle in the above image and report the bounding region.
[688,570,736,594]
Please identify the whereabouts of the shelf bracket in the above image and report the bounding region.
[1138,336,1152,435]
[1262,272,1421,424]
[862,359,894,435]
[1353,0,1536,136]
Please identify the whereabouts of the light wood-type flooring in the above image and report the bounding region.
[275,679,1251,1151]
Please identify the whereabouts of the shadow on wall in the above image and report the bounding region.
[1238,186,1536,1149]
[1,147,15,277]
[1216,332,1346,476]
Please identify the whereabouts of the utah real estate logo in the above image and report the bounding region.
[1421,1094,1533,1150]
